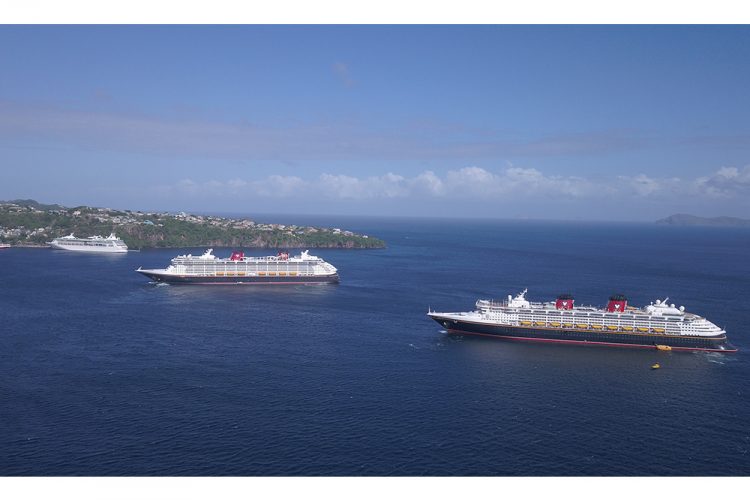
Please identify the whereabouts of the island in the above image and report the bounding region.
[0,199,385,249]
[656,213,750,227]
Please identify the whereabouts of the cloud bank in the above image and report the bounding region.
[160,165,750,203]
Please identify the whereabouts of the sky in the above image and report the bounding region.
[1,25,749,220]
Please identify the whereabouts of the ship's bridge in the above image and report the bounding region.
[507,289,531,308]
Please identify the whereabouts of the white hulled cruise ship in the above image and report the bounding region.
[49,233,128,253]
[428,289,735,352]
[136,249,339,285]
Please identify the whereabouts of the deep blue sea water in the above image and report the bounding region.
[2,217,750,476]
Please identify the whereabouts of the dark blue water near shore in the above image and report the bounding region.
[2,218,750,476]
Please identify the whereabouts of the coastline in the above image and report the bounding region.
[1,200,386,250]
[4,244,50,248]
[3,243,385,250]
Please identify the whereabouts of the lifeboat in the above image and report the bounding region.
[563,323,573,328]
[607,325,619,331]
[655,345,672,351]
[520,321,532,326]
[622,326,633,331]
[653,327,665,333]
[591,324,603,330]
[550,322,561,327]
[576,323,589,329]
[637,327,649,332]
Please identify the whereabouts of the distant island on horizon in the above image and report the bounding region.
[0,199,385,249]
[656,213,750,227]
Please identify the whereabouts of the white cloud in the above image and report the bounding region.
[412,170,444,196]
[318,173,410,199]
[253,175,306,197]
[626,173,661,196]
[694,165,750,197]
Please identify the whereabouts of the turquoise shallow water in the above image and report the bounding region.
[1,217,749,475]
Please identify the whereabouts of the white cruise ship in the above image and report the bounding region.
[49,233,128,253]
[136,249,339,285]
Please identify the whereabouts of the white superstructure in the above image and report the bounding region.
[165,249,337,277]
[49,233,128,253]
[431,289,725,339]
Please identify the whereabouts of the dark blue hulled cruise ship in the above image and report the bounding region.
[428,289,736,352]
[137,249,339,285]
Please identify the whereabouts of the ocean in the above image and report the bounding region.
[1,217,749,475]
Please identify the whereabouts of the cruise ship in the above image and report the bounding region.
[49,233,128,253]
[136,249,339,285]
[428,289,736,352]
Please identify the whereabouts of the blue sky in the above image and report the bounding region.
[1,25,749,219]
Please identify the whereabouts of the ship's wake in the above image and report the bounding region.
[701,351,736,365]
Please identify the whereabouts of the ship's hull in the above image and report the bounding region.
[430,316,736,352]
[50,242,128,253]
[136,269,339,285]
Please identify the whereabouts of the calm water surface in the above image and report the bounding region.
[1,218,749,475]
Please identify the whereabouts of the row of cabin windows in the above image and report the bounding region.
[180,264,316,270]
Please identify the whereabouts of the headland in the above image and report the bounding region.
[0,199,385,249]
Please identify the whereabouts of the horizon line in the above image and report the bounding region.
[5,197,750,225]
